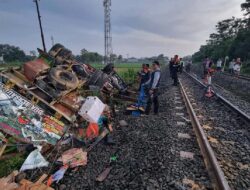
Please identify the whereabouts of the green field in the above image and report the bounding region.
[88,63,142,83]
[0,61,23,68]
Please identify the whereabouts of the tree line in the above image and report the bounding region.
[193,0,250,64]
[0,44,167,65]
[0,44,36,63]
[0,44,125,64]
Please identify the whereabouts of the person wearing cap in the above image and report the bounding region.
[145,61,161,115]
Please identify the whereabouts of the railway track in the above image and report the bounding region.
[186,72,250,122]
[223,72,250,81]
[179,79,230,190]
[180,73,250,190]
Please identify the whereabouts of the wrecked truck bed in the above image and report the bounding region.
[0,43,137,149]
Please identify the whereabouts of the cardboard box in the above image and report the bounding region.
[78,96,105,123]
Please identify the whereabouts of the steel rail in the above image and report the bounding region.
[185,72,250,122]
[179,79,231,190]
[223,73,250,81]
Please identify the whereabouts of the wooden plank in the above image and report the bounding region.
[0,171,19,190]
[0,144,7,157]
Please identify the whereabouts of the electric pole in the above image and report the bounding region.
[34,0,46,52]
[103,0,113,64]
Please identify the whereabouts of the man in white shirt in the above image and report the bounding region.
[216,59,222,71]
[229,59,235,74]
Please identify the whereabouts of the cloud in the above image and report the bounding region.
[0,0,245,57]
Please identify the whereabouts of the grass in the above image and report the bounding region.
[89,62,142,83]
[0,155,25,177]
[0,61,23,68]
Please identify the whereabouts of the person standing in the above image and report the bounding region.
[138,64,151,91]
[229,59,235,74]
[169,57,174,79]
[203,57,210,78]
[179,58,184,74]
[234,58,242,76]
[170,55,180,86]
[186,60,192,72]
[216,59,222,71]
[145,61,161,115]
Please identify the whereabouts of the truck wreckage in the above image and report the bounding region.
[0,43,141,178]
[0,44,142,188]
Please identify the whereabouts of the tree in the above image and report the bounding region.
[241,0,250,16]
[241,0,250,28]
[118,55,123,61]
[110,54,117,62]
[79,49,103,63]
[0,44,27,62]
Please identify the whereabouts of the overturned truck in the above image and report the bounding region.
[0,44,135,147]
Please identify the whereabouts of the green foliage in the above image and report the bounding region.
[0,44,33,63]
[0,155,25,177]
[78,49,103,63]
[119,68,139,83]
[193,0,250,75]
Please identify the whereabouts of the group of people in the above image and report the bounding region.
[137,55,185,115]
[228,58,242,76]
[204,57,242,77]
[137,61,161,115]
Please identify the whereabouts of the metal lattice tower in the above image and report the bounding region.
[103,0,113,64]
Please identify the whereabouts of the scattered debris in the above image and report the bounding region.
[20,149,49,171]
[0,172,54,190]
[178,133,191,139]
[176,113,184,116]
[202,125,212,130]
[96,155,117,182]
[182,178,206,190]
[0,171,19,190]
[119,120,128,127]
[78,96,105,123]
[177,121,186,126]
[18,174,54,190]
[180,116,191,123]
[180,151,194,160]
[208,136,219,144]
[47,165,69,186]
[58,148,87,168]
[96,167,112,182]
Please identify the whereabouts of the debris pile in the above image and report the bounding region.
[0,44,134,188]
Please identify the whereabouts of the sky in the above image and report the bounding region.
[0,0,245,58]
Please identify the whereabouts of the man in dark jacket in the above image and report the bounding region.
[170,55,180,86]
[145,61,161,115]
[138,64,151,91]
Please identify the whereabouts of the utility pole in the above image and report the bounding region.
[103,0,113,64]
[34,0,46,52]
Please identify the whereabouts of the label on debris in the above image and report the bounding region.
[0,82,65,145]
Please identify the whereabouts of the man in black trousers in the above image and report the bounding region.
[145,61,161,115]
[170,55,180,86]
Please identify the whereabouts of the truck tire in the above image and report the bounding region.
[49,68,79,90]
[88,70,110,88]
[102,63,114,74]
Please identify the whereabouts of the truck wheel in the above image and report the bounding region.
[49,68,79,90]
[102,63,114,74]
